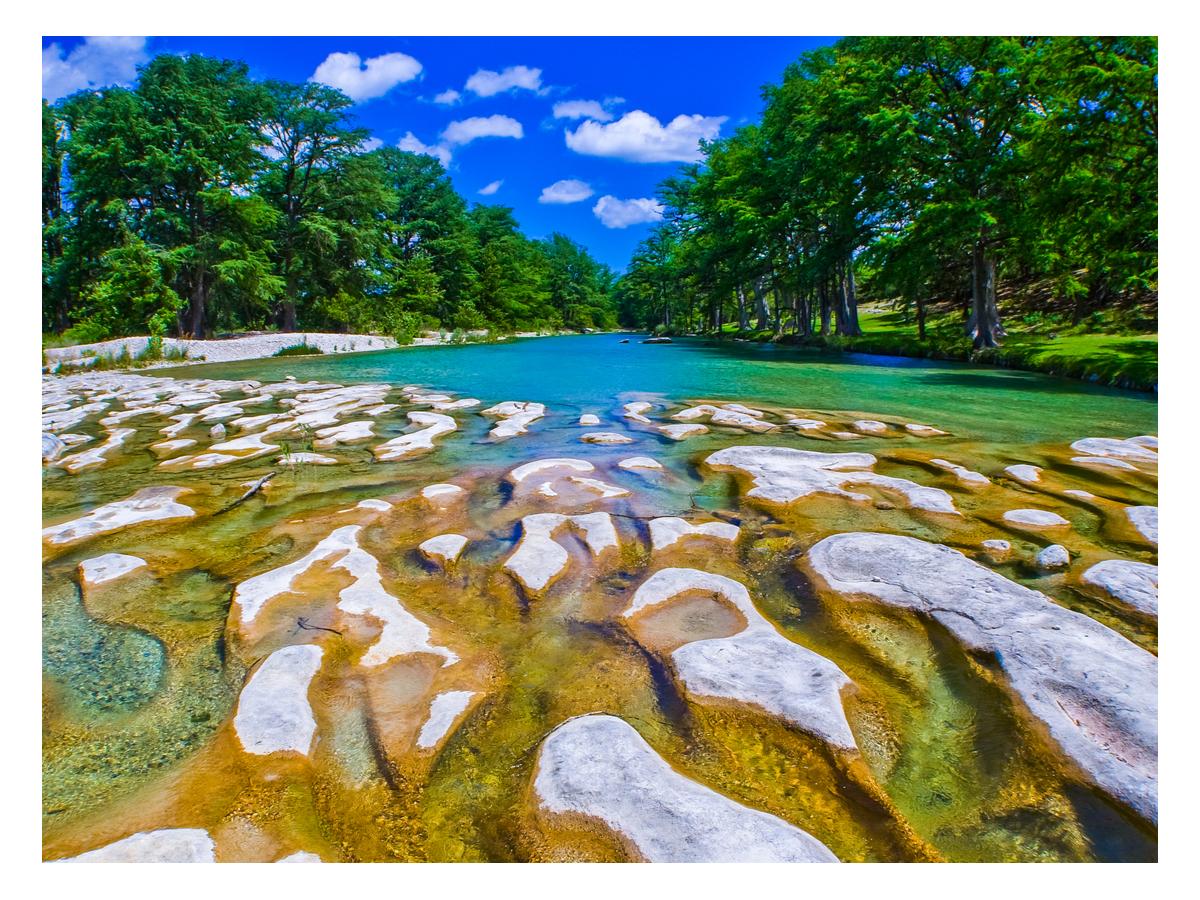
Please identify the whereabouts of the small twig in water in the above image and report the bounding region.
[297,616,343,636]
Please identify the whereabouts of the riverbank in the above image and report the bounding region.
[40,328,618,374]
[712,307,1158,393]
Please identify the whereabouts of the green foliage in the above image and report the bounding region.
[273,341,325,357]
[43,52,616,343]
[617,36,1157,349]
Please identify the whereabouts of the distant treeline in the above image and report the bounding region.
[42,54,618,342]
[614,37,1158,346]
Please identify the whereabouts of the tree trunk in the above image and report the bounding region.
[965,243,1003,349]
[916,296,927,341]
[842,260,862,336]
[752,276,770,330]
[188,271,207,339]
[736,284,749,331]
[819,280,832,336]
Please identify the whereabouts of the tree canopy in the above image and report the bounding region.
[615,36,1157,347]
[42,53,617,341]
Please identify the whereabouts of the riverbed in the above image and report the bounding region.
[42,335,1158,862]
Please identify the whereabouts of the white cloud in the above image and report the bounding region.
[565,110,727,163]
[311,51,422,103]
[478,180,503,196]
[358,136,383,152]
[464,65,542,97]
[552,99,613,122]
[42,36,148,102]
[539,179,594,205]
[441,115,523,146]
[592,195,664,229]
[397,132,452,167]
[433,89,461,105]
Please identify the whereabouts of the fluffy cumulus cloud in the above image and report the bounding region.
[464,65,543,97]
[478,180,503,196]
[539,179,594,204]
[552,99,614,122]
[441,115,524,146]
[358,136,384,152]
[566,110,727,163]
[42,36,148,102]
[311,51,422,102]
[433,89,461,105]
[592,195,665,229]
[397,132,452,167]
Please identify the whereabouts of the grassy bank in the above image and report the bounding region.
[717,305,1158,392]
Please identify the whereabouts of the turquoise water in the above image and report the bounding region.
[167,335,1156,446]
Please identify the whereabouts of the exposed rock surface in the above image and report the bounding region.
[420,533,469,565]
[929,458,990,486]
[416,690,477,749]
[373,412,456,461]
[624,568,856,749]
[509,458,594,483]
[1125,506,1158,545]
[578,414,600,426]
[234,644,324,756]
[905,423,947,436]
[1036,544,1071,569]
[672,405,777,433]
[277,452,339,466]
[617,456,663,471]
[504,512,618,593]
[1004,464,1042,484]
[851,420,888,434]
[79,553,147,586]
[658,423,708,441]
[482,401,545,438]
[43,486,195,546]
[58,829,216,863]
[1070,437,1158,463]
[42,432,66,462]
[580,431,634,445]
[806,532,1158,824]
[648,517,739,551]
[707,445,958,514]
[534,714,839,863]
[1081,559,1158,618]
[1003,508,1070,529]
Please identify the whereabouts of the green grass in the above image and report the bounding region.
[716,305,1157,391]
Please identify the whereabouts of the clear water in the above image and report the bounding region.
[43,335,1157,862]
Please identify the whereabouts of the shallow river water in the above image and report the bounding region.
[42,335,1158,862]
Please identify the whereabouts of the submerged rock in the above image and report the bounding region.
[981,539,1012,561]
[276,452,340,466]
[421,483,466,504]
[43,486,195,546]
[1072,456,1138,471]
[534,714,838,862]
[234,644,324,756]
[706,445,958,514]
[672,405,777,433]
[851,420,888,434]
[1081,559,1158,618]
[905,423,947,436]
[55,427,136,474]
[806,532,1158,824]
[58,829,216,863]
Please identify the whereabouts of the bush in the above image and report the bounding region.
[274,340,324,357]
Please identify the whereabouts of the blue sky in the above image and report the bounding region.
[42,36,836,270]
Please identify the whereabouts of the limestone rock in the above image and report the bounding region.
[658,423,708,441]
[1004,464,1042,484]
[1003,508,1070,529]
[578,414,600,426]
[806,532,1157,824]
[648,517,739,551]
[1125,506,1158,545]
[234,644,324,756]
[1069,437,1157,463]
[534,714,838,863]
[617,456,663,471]
[580,431,634,445]
[58,829,216,863]
[1035,544,1070,570]
[1081,559,1158,618]
[43,486,195,546]
[504,512,618,593]
[79,553,147,586]
[420,533,469,565]
[416,690,477,749]
[929,458,990,486]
